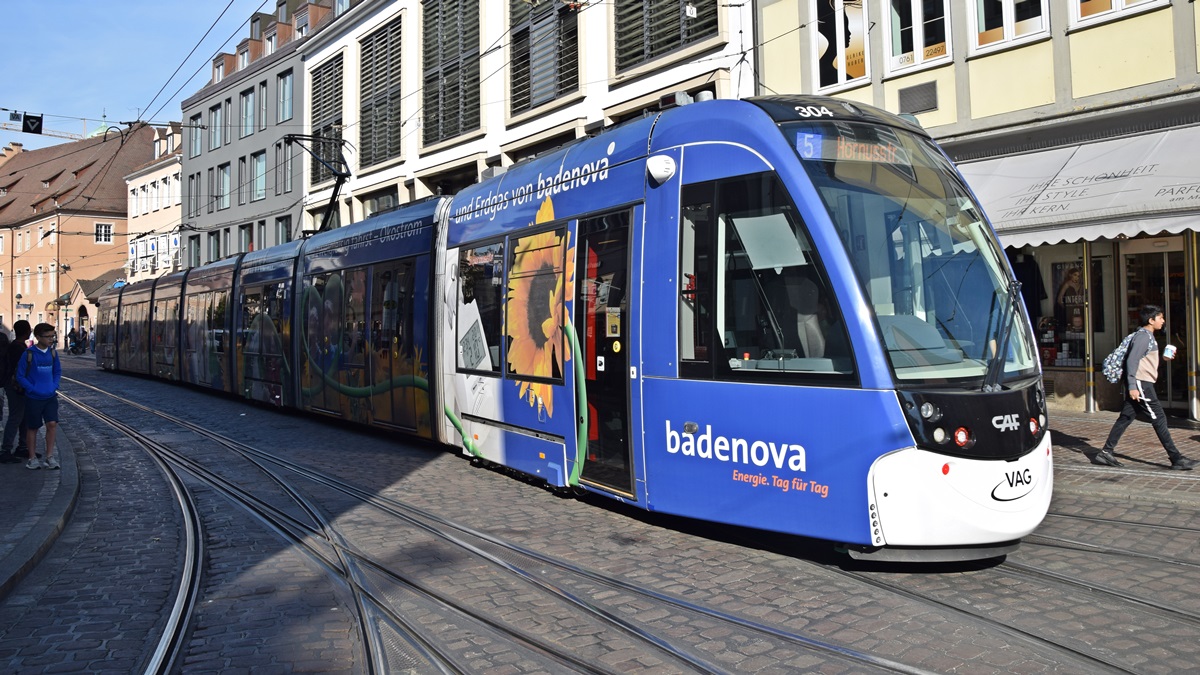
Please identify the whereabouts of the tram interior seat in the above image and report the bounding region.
[877,314,963,367]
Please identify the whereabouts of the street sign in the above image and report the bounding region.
[22,113,42,135]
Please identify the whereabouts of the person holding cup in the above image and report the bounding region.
[1094,304,1197,470]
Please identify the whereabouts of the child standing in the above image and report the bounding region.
[17,323,62,470]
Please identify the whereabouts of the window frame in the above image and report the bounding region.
[1072,0,1167,26]
[883,0,952,75]
[359,16,404,167]
[209,104,223,150]
[309,56,344,184]
[189,114,202,157]
[277,70,294,123]
[455,238,506,375]
[504,225,568,385]
[967,0,1050,55]
[812,0,872,92]
[613,0,719,73]
[421,0,481,146]
[217,163,231,210]
[251,151,267,201]
[678,173,856,385]
[509,0,580,115]
[240,88,256,138]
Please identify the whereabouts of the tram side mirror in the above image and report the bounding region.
[646,155,676,186]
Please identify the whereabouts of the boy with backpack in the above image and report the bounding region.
[16,323,62,470]
[1094,304,1198,470]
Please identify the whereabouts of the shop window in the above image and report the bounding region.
[814,0,871,90]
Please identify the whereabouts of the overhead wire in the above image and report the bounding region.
[140,0,246,123]
[145,0,273,126]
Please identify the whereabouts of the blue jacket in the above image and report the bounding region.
[16,346,61,400]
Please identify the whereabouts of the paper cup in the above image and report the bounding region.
[1164,344,1177,359]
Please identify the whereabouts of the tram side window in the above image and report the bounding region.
[506,227,566,383]
[342,267,367,368]
[680,173,854,379]
[303,272,347,372]
[263,282,286,356]
[457,242,505,374]
[374,263,413,358]
[680,184,715,376]
[242,291,262,354]
[212,291,231,354]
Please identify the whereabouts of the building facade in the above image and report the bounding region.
[294,0,756,231]
[0,125,156,339]
[757,0,1200,419]
[180,2,314,267]
[124,124,184,284]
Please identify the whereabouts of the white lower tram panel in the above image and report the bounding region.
[862,433,1054,560]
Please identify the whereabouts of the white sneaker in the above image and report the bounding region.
[25,457,42,470]
[45,456,59,470]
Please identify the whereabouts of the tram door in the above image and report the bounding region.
[575,211,634,494]
[1121,238,1186,410]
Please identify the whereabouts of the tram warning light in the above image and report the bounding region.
[953,426,975,449]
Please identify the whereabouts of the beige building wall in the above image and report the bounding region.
[968,41,1056,120]
[1070,9,1175,99]
[758,0,802,94]
[882,65,957,129]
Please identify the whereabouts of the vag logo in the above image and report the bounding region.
[992,414,1020,432]
[992,468,1035,502]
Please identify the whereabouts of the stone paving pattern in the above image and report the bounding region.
[1,358,1199,673]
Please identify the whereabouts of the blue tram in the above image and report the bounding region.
[98,96,1051,561]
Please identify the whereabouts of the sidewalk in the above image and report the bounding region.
[1045,409,1200,508]
[0,428,79,601]
[1,409,1198,600]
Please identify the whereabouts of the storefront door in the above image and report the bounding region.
[1120,238,1186,410]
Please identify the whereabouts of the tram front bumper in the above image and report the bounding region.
[866,433,1053,547]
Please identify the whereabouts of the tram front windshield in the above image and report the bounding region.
[787,120,1037,387]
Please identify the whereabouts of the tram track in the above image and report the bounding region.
[1023,532,1200,569]
[65,379,932,674]
[64,389,678,674]
[64,373,1200,674]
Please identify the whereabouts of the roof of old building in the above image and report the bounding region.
[0,123,156,228]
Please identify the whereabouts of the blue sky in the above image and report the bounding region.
[1,0,273,152]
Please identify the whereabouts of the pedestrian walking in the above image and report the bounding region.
[0,320,30,463]
[16,323,62,470]
[1094,304,1198,470]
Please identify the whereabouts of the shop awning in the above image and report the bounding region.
[958,125,1200,248]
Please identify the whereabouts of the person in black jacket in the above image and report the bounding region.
[1094,305,1198,470]
[0,320,31,462]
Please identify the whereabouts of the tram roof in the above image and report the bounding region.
[746,96,927,136]
[302,195,443,256]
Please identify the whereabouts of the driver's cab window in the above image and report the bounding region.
[680,173,853,380]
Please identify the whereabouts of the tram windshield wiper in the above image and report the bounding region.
[983,279,1021,392]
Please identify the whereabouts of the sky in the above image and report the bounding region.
[1,0,275,152]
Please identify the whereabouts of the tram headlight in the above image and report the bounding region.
[932,427,948,444]
[919,401,942,422]
[953,426,975,449]
[1029,417,1040,435]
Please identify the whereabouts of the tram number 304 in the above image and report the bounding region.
[794,105,835,118]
